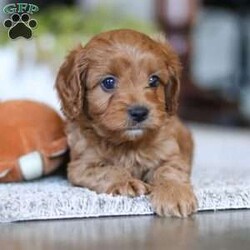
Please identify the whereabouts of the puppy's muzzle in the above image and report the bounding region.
[128,106,149,123]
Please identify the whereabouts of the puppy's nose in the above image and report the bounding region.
[128,106,149,122]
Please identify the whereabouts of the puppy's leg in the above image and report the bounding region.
[68,160,151,197]
[147,158,197,217]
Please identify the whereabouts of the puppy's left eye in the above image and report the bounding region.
[101,76,117,92]
[148,75,160,88]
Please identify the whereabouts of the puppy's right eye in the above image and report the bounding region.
[101,76,117,92]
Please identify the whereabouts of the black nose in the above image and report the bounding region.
[128,106,149,122]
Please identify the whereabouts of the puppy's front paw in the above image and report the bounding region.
[107,179,151,197]
[150,181,197,217]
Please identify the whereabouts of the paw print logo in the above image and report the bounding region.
[3,13,37,40]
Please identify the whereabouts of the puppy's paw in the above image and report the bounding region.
[107,179,151,197]
[150,181,197,217]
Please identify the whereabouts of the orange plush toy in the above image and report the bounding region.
[0,100,68,182]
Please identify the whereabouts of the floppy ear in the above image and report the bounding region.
[155,36,182,115]
[55,45,88,121]
[164,74,180,115]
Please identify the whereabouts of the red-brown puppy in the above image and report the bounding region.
[56,29,197,217]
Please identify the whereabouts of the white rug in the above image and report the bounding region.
[0,125,250,223]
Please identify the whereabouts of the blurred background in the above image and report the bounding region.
[0,0,250,127]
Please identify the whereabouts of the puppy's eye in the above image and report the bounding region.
[148,75,160,88]
[101,76,117,92]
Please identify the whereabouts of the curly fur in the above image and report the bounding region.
[55,29,197,217]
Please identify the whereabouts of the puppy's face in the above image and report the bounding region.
[56,30,181,141]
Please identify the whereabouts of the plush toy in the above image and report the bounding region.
[0,100,68,182]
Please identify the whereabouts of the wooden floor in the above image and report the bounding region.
[0,210,250,250]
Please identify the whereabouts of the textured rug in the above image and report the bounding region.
[1,125,250,223]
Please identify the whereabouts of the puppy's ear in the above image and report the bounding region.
[165,70,180,116]
[155,36,182,115]
[55,45,87,121]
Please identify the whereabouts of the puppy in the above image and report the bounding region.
[56,29,197,217]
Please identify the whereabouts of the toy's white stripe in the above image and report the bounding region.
[0,169,11,179]
[19,152,43,180]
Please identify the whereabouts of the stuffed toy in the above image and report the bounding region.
[0,100,68,182]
